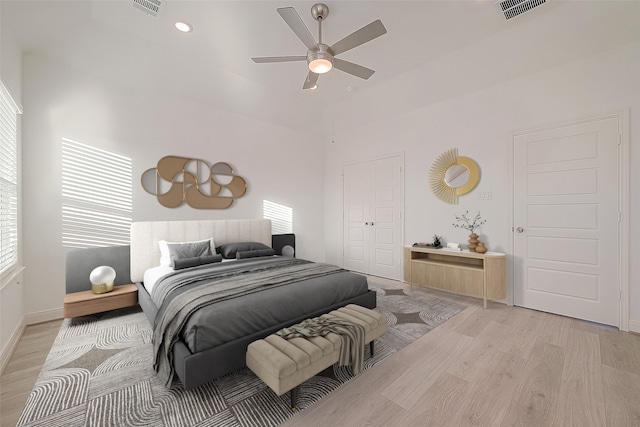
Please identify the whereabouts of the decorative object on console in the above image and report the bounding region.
[412,234,442,249]
[475,242,488,253]
[453,210,486,252]
[89,265,116,294]
[468,233,479,252]
[452,210,485,232]
[428,148,480,204]
[141,156,247,209]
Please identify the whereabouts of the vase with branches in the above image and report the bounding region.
[452,211,486,252]
[452,211,486,233]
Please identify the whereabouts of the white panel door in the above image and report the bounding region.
[344,156,403,280]
[343,162,369,274]
[513,116,620,326]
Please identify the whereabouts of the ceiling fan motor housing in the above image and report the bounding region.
[307,43,334,68]
[311,3,329,21]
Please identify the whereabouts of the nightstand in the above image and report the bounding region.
[63,284,138,318]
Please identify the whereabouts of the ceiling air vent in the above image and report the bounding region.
[498,0,546,20]
[132,0,165,17]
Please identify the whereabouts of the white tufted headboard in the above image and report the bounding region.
[130,219,272,283]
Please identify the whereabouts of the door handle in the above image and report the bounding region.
[364,222,369,226]
[516,227,524,233]
[364,222,375,226]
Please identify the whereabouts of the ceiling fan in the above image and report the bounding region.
[251,3,387,89]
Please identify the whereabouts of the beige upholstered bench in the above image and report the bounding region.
[246,304,387,409]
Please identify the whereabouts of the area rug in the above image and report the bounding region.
[18,279,465,427]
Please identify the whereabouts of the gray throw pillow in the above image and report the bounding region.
[216,242,272,259]
[166,240,212,264]
[236,248,276,259]
[173,254,223,270]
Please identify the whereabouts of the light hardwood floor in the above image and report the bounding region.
[283,277,640,427]
[1,319,62,426]
[2,278,639,427]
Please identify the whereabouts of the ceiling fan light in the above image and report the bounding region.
[309,58,332,74]
[308,45,333,74]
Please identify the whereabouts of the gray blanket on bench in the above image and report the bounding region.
[152,257,346,386]
[276,316,366,374]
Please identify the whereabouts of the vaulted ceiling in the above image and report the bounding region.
[3,1,640,133]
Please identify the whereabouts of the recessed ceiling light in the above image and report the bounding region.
[175,21,192,33]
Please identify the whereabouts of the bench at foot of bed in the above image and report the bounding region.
[245,304,387,410]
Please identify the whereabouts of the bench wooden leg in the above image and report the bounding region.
[370,340,374,357]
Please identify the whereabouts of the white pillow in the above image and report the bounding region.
[159,237,216,267]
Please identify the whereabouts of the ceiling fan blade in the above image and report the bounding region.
[333,58,375,80]
[252,56,307,63]
[277,7,317,51]
[303,71,319,89]
[330,19,387,56]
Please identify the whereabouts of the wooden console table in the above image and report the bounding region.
[403,246,506,308]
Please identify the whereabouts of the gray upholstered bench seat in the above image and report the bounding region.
[246,304,387,409]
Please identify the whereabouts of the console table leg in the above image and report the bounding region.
[483,279,488,309]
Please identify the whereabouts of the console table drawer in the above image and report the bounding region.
[411,261,484,298]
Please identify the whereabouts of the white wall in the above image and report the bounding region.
[0,2,26,369]
[20,54,325,319]
[324,41,640,330]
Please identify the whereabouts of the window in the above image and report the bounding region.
[263,200,293,234]
[0,80,21,277]
[61,138,132,248]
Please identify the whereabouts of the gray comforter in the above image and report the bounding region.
[150,257,368,386]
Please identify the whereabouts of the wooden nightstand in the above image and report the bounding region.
[63,284,138,318]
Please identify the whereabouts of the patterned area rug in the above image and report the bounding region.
[18,279,465,427]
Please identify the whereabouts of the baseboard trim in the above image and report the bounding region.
[629,320,640,334]
[24,308,64,325]
[0,317,26,376]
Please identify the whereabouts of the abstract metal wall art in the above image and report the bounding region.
[141,156,247,209]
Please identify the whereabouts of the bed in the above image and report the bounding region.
[130,219,377,389]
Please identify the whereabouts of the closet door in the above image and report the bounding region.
[343,156,403,280]
[344,161,370,274]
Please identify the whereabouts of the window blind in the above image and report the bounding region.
[0,81,20,277]
[263,200,293,234]
[61,138,132,248]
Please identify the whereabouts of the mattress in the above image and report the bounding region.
[148,257,369,354]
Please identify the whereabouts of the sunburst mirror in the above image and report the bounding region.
[428,148,479,204]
